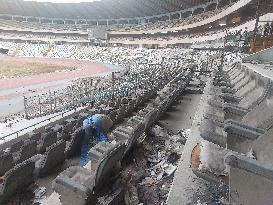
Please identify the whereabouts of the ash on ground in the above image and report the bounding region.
[120,124,188,205]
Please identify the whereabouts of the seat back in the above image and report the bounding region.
[16,140,37,164]
[242,87,273,129]
[0,160,35,201]
[251,127,273,168]
[39,131,58,153]
[10,141,24,153]
[93,143,125,191]
[229,165,273,205]
[29,132,41,142]
[38,140,66,176]
[0,153,14,176]
[238,75,271,109]
[124,122,145,155]
[232,68,250,92]
[65,127,85,158]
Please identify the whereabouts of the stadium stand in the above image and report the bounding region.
[0,0,273,204]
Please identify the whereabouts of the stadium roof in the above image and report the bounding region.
[0,0,204,19]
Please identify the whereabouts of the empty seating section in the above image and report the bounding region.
[190,60,273,205]
[0,48,193,203]
[17,43,49,57]
[52,69,191,205]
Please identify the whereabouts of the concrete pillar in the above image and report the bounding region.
[107,19,109,26]
[179,12,182,19]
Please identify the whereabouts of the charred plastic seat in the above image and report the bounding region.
[0,159,35,203]
[61,121,75,141]
[38,130,58,153]
[111,121,145,155]
[65,127,85,158]
[35,140,66,177]
[28,132,41,142]
[10,140,24,153]
[0,152,14,177]
[52,142,125,205]
[137,107,159,129]
[13,140,37,164]
[52,124,64,133]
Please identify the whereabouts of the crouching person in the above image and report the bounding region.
[80,114,113,166]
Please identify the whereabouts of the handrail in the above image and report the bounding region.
[0,109,71,140]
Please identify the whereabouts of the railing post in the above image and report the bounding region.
[49,90,53,112]
[38,97,42,115]
[71,85,75,106]
[23,96,29,119]
[54,91,57,110]
[112,72,115,101]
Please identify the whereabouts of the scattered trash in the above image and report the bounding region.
[97,187,124,205]
[164,164,177,177]
[167,152,180,164]
[34,187,46,199]
[120,124,189,204]
[32,187,47,204]
[124,183,139,205]
[137,185,160,205]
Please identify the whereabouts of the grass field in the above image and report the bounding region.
[0,58,74,79]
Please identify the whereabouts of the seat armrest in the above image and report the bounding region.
[224,120,265,140]
[225,153,273,180]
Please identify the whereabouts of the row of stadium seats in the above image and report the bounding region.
[0,53,192,203]
[52,68,192,205]
[190,60,273,204]
[111,4,231,33]
[0,3,232,34]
